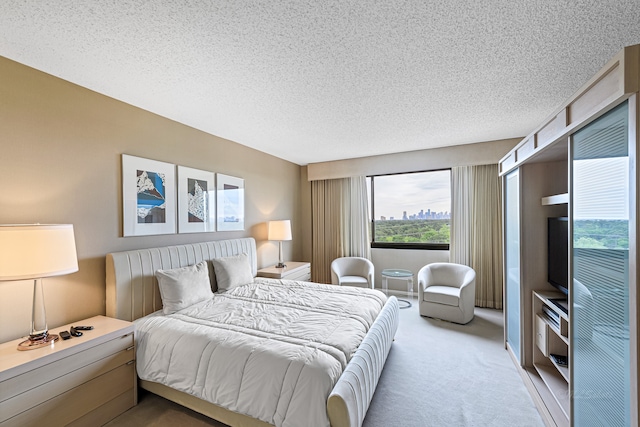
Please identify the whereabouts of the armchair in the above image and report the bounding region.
[417,262,476,324]
[330,257,374,289]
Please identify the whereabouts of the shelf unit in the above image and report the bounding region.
[541,193,569,206]
[533,291,570,419]
[500,45,639,427]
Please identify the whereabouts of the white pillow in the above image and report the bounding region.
[211,253,253,292]
[156,261,213,314]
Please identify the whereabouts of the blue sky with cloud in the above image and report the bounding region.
[371,170,451,220]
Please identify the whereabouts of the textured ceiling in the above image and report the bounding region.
[1,1,640,165]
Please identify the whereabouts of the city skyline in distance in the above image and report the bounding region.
[378,207,450,221]
[371,170,451,220]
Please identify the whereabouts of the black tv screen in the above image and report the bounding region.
[547,217,569,295]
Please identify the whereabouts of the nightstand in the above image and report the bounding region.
[0,315,136,426]
[257,261,311,281]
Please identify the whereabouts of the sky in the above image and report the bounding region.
[370,170,451,219]
[367,156,628,221]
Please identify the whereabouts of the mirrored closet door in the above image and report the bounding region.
[571,101,630,426]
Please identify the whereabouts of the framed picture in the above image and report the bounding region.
[177,166,215,233]
[122,154,176,236]
[216,173,244,231]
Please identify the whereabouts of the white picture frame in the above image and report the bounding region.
[177,166,216,233]
[216,173,245,231]
[122,154,176,236]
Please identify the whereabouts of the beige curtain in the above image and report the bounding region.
[451,164,503,309]
[450,167,472,266]
[311,176,371,283]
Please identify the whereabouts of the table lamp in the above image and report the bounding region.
[0,224,78,350]
[267,220,292,268]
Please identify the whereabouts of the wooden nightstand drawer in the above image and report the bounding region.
[67,387,135,427]
[284,265,311,281]
[0,316,136,426]
[0,332,133,403]
[0,344,134,421]
[1,362,135,427]
[257,262,311,281]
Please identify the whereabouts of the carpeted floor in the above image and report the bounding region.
[106,299,544,427]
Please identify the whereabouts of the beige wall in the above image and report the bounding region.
[304,137,520,292]
[0,57,304,342]
[306,138,520,180]
[0,56,520,342]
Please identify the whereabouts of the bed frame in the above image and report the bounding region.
[106,238,399,427]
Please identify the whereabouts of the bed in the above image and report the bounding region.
[106,238,399,427]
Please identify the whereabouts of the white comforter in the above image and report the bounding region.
[134,278,387,427]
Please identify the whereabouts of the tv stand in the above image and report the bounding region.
[533,291,569,421]
[548,298,568,315]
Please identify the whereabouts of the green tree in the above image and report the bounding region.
[374,219,450,243]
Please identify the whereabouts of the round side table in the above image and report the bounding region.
[381,269,413,308]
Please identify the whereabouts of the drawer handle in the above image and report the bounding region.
[122,332,133,339]
[126,346,135,351]
[127,360,135,365]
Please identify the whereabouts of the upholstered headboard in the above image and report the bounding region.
[106,238,257,321]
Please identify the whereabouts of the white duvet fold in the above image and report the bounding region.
[134,278,386,427]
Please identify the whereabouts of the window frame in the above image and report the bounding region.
[369,169,451,250]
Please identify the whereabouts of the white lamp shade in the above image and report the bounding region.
[0,224,78,280]
[268,220,292,241]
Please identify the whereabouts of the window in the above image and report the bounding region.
[369,170,451,249]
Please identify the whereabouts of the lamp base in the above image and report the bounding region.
[17,333,59,351]
[275,262,287,268]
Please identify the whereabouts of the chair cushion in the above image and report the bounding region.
[423,285,460,306]
[340,275,369,287]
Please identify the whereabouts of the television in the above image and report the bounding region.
[547,217,569,295]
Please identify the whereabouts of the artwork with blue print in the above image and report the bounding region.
[136,169,166,223]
